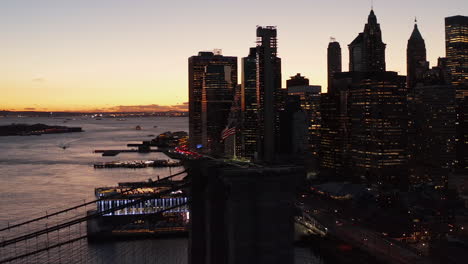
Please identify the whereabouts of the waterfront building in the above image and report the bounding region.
[327,39,342,91]
[201,63,237,155]
[255,26,282,163]
[188,51,237,152]
[445,15,468,86]
[348,9,386,72]
[92,182,189,238]
[407,20,429,89]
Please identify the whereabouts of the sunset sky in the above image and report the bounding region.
[1,0,466,112]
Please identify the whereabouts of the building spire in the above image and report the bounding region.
[409,18,424,41]
[368,8,377,24]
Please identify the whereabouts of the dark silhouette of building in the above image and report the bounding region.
[411,85,457,187]
[319,88,349,180]
[241,47,259,160]
[256,26,282,163]
[202,64,238,155]
[321,11,409,189]
[456,88,468,174]
[286,73,309,88]
[188,160,302,264]
[348,9,386,72]
[223,84,244,159]
[407,20,429,89]
[287,80,321,157]
[188,51,237,152]
[445,16,468,86]
[327,39,342,91]
[334,72,409,189]
[278,95,308,158]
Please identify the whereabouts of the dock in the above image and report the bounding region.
[93,159,182,169]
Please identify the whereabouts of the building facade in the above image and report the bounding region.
[241,48,259,160]
[287,80,321,157]
[287,73,309,88]
[445,16,468,86]
[188,51,237,153]
[256,26,282,163]
[407,21,429,89]
[327,40,342,91]
[348,10,386,72]
[335,72,409,189]
[411,85,457,187]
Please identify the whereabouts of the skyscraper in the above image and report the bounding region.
[256,26,282,163]
[327,39,342,91]
[322,11,409,189]
[335,72,409,189]
[188,51,237,152]
[287,75,321,157]
[201,64,237,155]
[319,83,350,180]
[445,15,468,86]
[407,20,429,88]
[348,9,386,72]
[412,84,457,187]
[241,47,259,160]
[456,88,468,174]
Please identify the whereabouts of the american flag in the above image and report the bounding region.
[221,126,236,140]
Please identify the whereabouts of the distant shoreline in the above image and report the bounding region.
[0,111,188,118]
[0,123,83,136]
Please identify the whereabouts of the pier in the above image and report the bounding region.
[93,159,182,169]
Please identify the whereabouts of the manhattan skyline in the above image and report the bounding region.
[1,0,466,112]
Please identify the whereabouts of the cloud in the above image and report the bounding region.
[24,108,36,111]
[90,103,188,112]
[32,78,46,83]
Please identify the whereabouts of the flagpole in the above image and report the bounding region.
[234,131,236,159]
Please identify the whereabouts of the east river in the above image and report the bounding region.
[0,116,324,263]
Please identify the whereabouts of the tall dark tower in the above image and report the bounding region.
[349,9,386,72]
[327,39,342,91]
[241,47,259,160]
[445,15,468,86]
[188,51,237,151]
[407,19,428,88]
[256,26,282,163]
[201,64,237,155]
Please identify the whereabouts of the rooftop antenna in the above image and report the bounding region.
[415,16,417,23]
[371,0,374,10]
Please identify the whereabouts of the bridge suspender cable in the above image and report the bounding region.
[0,170,188,232]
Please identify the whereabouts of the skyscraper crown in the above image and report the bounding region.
[409,23,424,41]
[368,9,377,24]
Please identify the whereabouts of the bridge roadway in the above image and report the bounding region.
[299,201,432,264]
